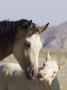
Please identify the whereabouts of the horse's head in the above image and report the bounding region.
[13,19,49,79]
[37,51,65,84]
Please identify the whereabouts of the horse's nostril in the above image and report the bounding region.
[30,69,34,77]
[25,69,34,80]
[25,72,31,79]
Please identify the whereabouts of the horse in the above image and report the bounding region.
[0,19,49,79]
[0,52,64,90]
[37,51,64,85]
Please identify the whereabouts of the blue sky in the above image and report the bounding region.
[0,0,67,26]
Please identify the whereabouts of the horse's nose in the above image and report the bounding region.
[25,66,38,79]
[25,68,34,79]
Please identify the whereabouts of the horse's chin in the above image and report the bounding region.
[25,74,37,80]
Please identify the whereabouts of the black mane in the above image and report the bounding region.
[0,19,30,34]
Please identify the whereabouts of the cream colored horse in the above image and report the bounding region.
[0,52,64,90]
[37,51,64,85]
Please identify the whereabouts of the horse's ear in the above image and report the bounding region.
[58,62,65,70]
[22,20,32,29]
[46,50,51,61]
[27,20,32,27]
[39,22,49,33]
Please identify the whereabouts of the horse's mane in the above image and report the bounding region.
[0,19,38,48]
[0,19,31,48]
[0,19,29,34]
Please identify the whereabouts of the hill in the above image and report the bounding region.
[41,22,67,48]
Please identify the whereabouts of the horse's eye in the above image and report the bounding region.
[43,63,46,67]
[25,42,30,49]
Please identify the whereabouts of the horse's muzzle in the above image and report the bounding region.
[25,69,34,79]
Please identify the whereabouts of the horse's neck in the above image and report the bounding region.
[51,77,60,90]
[44,80,59,90]
[0,21,17,60]
[43,80,52,90]
[0,45,13,60]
